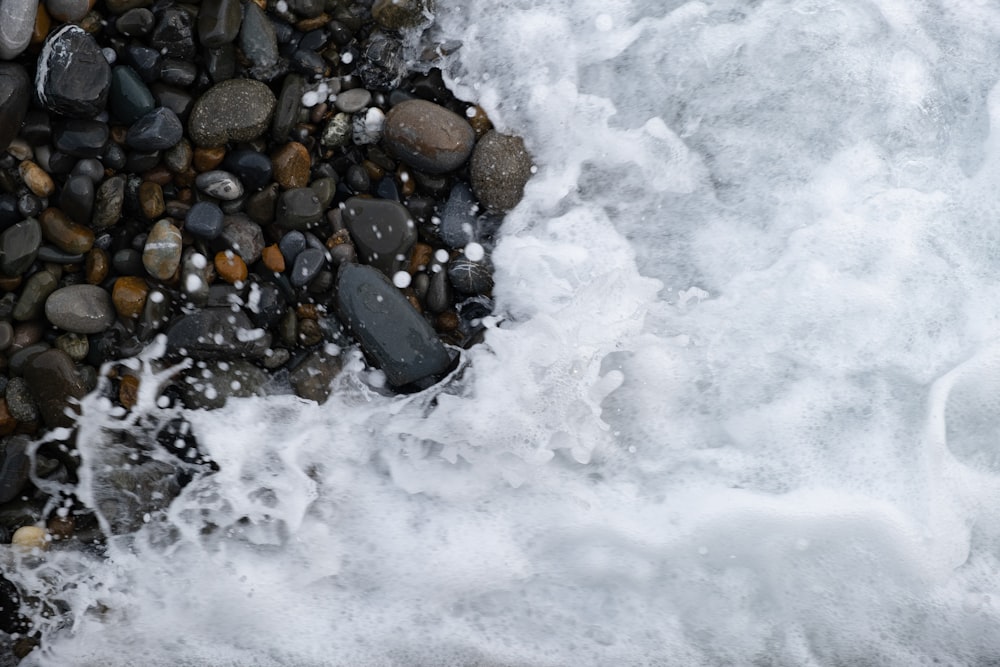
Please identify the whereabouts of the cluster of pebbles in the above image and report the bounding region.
[0,0,532,656]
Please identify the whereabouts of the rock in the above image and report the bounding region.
[150,7,196,60]
[439,182,478,248]
[372,0,431,30]
[114,7,154,37]
[214,250,248,284]
[219,214,264,263]
[198,0,241,47]
[142,219,182,280]
[45,284,115,333]
[19,160,54,197]
[320,112,352,147]
[383,99,475,174]
[336,263,452,387]
[0,64,29,150]
[10,525,46,550]
[470,131,533,212]
[271,73,305,142]
[0,0,38,60]
[276,188,323,230]
[188,78,277,148]
[239,1,279,78]
[54,332,89,362]
[111,276,148,319]
[342,196,416,276]
[85,248,109,284]
[92,174,125,228]
[138,181,164,220]
[35,25,111,119]
[5,379,37,423]
[223,149,273,191]
[184,201,224,239]
[59,174,95,224]
[125,106,183,151]
[289,349,343,403]
[357,33,405,91]
[0,436,31,503]
[53,119,109,157]
[271,141,311,189]
[159,59,198,88]
[179,359,268,409]
[46,0,92,22]
[261,244,285,272]
[425,266,451,313]
[0,322,12,351]
[0,218,41,276]
[195,169,244,200]
[335,87,372,113]
[39,207,94,254]
[278,229,306,264]
[447,257,493,295]
[109,65,155,124]
[165,307,272,360]
[92,450,179,535]
[289,247,325,287]
[23,349,87,428]
[13,269,58,322]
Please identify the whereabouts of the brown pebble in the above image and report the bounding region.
[112,276,149,319]
[271,142,311,189]
[119,374,140,410]
[408,242,433,273]
[362,159,384,182]
[467,105,493,137]
[435,311,460,332]
[193,146,226,172]
[141,167,172,186]
[47,515,74,541]
[214,250,248,284]
[0,276,21,292]
[261,244,285,273]
[175,169,196,189]
[31,2,50,45]
[39,208,95,255]
[296,303,319,320]
[406,293,423,314]
[139,181,165,219]
[85,248,109,284]
[0,399,17,437]
[19,160,54,198]
[110,126,127,144]
[298,317,322,346]
[296,13,329,30]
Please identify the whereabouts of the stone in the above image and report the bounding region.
[113,248,144,276]
[109,65,155,124]
[150,7,196,60]
[23,349,87,428]
[271,73,305,142]
[85,248,109,284]
[46,0,92,22]
[164,139,192,173]
[0,0,38,60]
[159,59,198,88]
[470,131,533,212]
[278,229,306,263]
[425,266,451,313]
[13,269,57,321]
[111,275,148,319]
[289,247,325,287]
[342,196,417,276]
[11,525,48,550]
[0,218,41,276]
[125,107,183,151]
[164,307,272,360]
[198,0,241,47]
[195,170,244,200]
[0,322,12,351]
[447,257,493,295]
[188,78,277,148]
[92,175,125,228]
[18,160,54,197]
[238,1,279,78]
[44,284,115,333]
[179,359,268,410]
[320,112,352,147]
[35,25,111,119]
[142,219,182,281]
[5,379,36,423]
[39,207,94,254]
[261,244,285,272]
[59,174,95,224]
[222,149,272,191]
[334,87,372,113]
[53,118,110,157]
[184,201,224,239]
[180,250,212,306]
[54,332,88,362]
[271,142,311,189]
[357,33,405,91]
[192,145,226,172]
[0,64,30,151]
[372,0,430,30]
[114,7,154,36]
[383,99,474,174]
[219,214,264,264]
[337,263,452,387]
[276,188,323,230]
[289,349,343,403]
[138,181,165,220]
[0,400,15,437]
[214,250,248,284]
[439,182,478,248]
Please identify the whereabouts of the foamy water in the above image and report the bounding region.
[14,0,1000,664]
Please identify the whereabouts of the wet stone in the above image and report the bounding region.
[93,175,125,229]
[37,246,83,264]
[289,348,344,403]
[0,64,30,151]
[85,248,109,284]
[36,25,111,119]
[470,131,533,212]
[335,87,372,113]
[357,33,405,91]
[0,435,31,504]
[179,359,268,410]
[150,7,196,60]
[185,201,224,239]
[239,1,279,77]
[337,263,452,387]
[53,117,110,158]
[198,0,242,47]
[272,73,305,142]
[383,99,474,174]
[278,229,307,264]
[271,141,311,189]
[372,0,430,30]
[46,0,91,22]
[320,112,352,148]
[261,244,285,272]
[112,276,148,319]
[60,174,95,224]
[39,207,94,255]
[23,349,87,429]
[0,322,12,351]
[219,214,264,264]
[426,266,451,314]
[159,59,198,88]
[126,107,183,151]
[115,7,154,36]
[138,181,165,220]
[342,196,417,276]
[165,307,272,360]
[276,188,323,230]
[0,218,41,276]
[0,0,37,60]
[19,160,54,197]
[214,250,248,284]
[142,219,183,281]
[447,257,493,295]
[13,269,57,321]
[195,170,244,201]
[223,149,273,192]
[164,139,193,173]
[113,248,144,276]
[110,65,155,125]
[45,284,115,333]
[289,247,325,287]
[189,78,277,148]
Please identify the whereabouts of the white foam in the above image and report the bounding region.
[17,0,1000,664]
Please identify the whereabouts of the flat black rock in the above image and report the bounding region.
[36,25,112,119]
[0,63,29,151]
[342,196,416,276]
[165,307,272,360]
[336,263,452,387]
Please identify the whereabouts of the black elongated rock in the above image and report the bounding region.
[36,25,112,119]
[0,63,30,151]
[336,263,452,387]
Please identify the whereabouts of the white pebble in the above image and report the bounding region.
[392,271,412,288]
[464,242,485,261]
[301,90,320,107]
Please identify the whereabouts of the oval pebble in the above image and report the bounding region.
[44,284,115,334]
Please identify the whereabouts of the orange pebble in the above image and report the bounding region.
[261,244,285,273]
[215,250,248,284]
[119,375,140,410]
[31,3,50,45]
[112,276,149,319]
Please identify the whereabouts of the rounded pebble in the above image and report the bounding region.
[45,284,115,334]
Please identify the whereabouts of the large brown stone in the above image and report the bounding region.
[39,207,95,255]
[382,99,474,175]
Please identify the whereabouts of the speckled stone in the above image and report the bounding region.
[142,219,182,280]
[92,175,125,229]
[372,0,430,30]
[219,214,264,264]
[13,268,57,322]
[382,99,474,174]
[188,78,277,148]
[470,130,533,212]
[44,284,115,334]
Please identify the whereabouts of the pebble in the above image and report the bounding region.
[289,349,343,403]
[142,219,183,281]
[150,7,196,60]
[198,0,241,47]
[138,181,165,220]
[126,107,183,151]
[54,332,88,362]
[223,149,273,192]
[39,207,94,254]
[164,307,272,360]
[239,1,279,78]
[337,263,453,387]
[110,65,154,124]
[334,87,372,113]
[179,360,268,410]
[59,174,95,224]
[0,322,12,351]
[10,525,46,550]
[184,201,224,239]
[24,349,87,428]
[13,269,57,321]
[447,257,494,295]
[372,0,429,30]
[84,248,109,284]
[114,8,154,37]
[0,0,38,60]
[46,0,92,22]
[261,244,285,272]
[92,175,125,228]
[4,379,36,423]
[271,142,311,189]
[0,218,41,276]
[195,170,244,200]
[19,160,54,197]
[44,284,115,333]
[439,182,478,249]
[188,78,277,148]
[470,131,533,212]
[214,250,248,284]
[289,247,325,287]
[219,214,264,263]
[36,25,111,119]
[342,196,417,276]
[0,64,30,151]
[276,187,323,230]
[111,276,148,319]
[320,112,352,148]
[53,119,109,159]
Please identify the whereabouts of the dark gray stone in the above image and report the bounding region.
[198,0,242,47]
[150,7,196,60]
[165,307,272,360]
[238,1,279,78]
[60,174,95,224]
[289,349,344,403]
[0,436,31,504]
[439,182,478,249]
[188,78,277,148]
[185,201,225,239]
[278,229,306,264]
[0,218,41,276]
[276,188,323,230]
[447,257,493,295]
[23,349,87,429]
[336,263,452,387]
[219,214,264,263]
[289,247,326,287]
[45,284,115,334]
[0,64,30,151]
[342,196,416,276]
[115,7,155,36]
[110,66,155,126]
[36,25,112,119]
[125,106,183,151]
[53,119,110,158]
